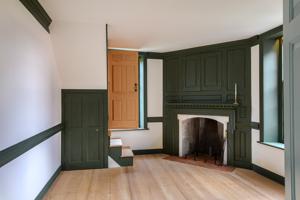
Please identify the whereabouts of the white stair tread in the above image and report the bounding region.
[121,147,134,157]
[110,138,122,147]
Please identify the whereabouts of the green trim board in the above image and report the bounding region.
[251,122,260,130]
[133,149,163,155]
[164,37,256,57]
[19,0,52,33]
[0,124,62,167]
[252,164,285,185]
[140,52,165,59]
[147,117,164,122]
[35,166,61,200]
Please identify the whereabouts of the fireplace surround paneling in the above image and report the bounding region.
[163,39,253,168]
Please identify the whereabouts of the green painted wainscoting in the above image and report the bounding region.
[62,90,108,170]
[163,38,257,168]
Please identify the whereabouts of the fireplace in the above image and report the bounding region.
[178,114,229,165]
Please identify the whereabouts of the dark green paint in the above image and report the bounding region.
[252,164,285,185]
[140,52,165,59]
[35,166,61,200]
[109,146,133,166]
[133,149,163,155]
[62,90,108,170]
[251,122,260,130]
[0,124,62,167]
[19,0,52,33]
[163,38,253,168]
[147,117,164,122]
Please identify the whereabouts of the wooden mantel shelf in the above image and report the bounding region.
[165,103,239,109]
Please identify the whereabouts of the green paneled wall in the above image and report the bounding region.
[163,38,256,168]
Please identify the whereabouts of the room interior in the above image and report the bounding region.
[1,0,299,200]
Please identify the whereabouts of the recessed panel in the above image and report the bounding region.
[112,99,122,121]
[227,49,246,91]
[202,53,221,90]
[112,65,122,92]
[183,56,200,91]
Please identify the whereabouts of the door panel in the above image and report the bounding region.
[62,90,108,170]
[108,50,139,129]
[284,0,300,199]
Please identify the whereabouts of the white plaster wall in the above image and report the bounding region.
[147,59,163,117]
[49,20,107,89]
[252,129,285,176]
[111,123,163,150]
[251,45,285,176]
[0,1,61,199]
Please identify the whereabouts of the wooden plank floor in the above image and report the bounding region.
[44,154,284,200]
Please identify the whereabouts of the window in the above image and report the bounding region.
[261,30,284,144]
[139,55,146,129]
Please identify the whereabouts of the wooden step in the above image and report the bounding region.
[110,138,122,147]
[121,146,134,158]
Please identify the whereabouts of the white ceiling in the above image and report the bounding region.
[40,0,283,52]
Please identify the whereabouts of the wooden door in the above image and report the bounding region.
[108,50,139,129]
[284,0,300,199]
[62,90,108,170]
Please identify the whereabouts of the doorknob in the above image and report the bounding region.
[134,83,138,92]
[96,128,99,132]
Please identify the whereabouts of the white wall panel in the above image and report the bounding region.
[0,1,61,199]
[147,59,163,117]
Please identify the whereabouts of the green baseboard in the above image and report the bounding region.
[132,149,163,155]
[252,164,285,185]
[35,166,61,200]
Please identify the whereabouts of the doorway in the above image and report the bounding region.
[108,50,139,129]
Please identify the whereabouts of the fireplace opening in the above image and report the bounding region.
[182,117,225,165]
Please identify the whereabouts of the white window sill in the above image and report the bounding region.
[258,141,285,150]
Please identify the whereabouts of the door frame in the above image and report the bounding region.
[61,89,108,170]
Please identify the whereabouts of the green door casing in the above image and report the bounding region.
[62,90,108,170]
[283,0,300,199]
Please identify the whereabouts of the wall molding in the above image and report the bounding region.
[252,164,285,185]
[35,166,61,200]
[0,124,63,167]
[19,0,52,33]
[251,122,260,130]
[147,117,164,122]
[133,149,163,155]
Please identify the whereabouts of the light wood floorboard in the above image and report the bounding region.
[44,154,284,200]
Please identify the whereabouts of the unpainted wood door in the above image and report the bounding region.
[283,0,300,199]
[62,90,108,170]
[108,50,139,129]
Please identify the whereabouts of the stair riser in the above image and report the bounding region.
[109,147,133,166]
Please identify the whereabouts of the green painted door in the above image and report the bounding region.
[62,90,108,170]
[284,0,300,199]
